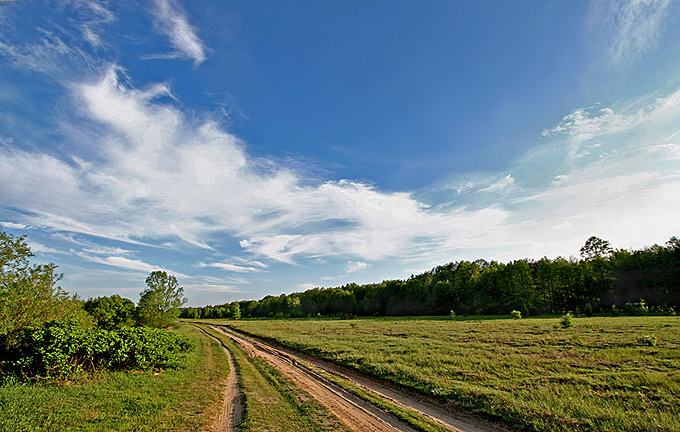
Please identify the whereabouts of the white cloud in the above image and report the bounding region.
[1,67,679,279]
[76,250,187,277]
[1,221,27,230]
[200,262,264,273]
[28,242,62,254]
[589,0,671,67]
[346,261,368,273]
[151,0,207,65]
[479,174,515,193]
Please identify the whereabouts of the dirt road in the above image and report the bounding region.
[196,326,244,432]
[212,325,512,432]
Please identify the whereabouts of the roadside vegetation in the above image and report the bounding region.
[0,325,229,431]
[1,228,228,431]
[211,315,680,432]
[198,325,350,432]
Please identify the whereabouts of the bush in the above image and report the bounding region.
[510,310,522,320]
[1,319,194,379]
[449,310,456,319]
[637,334,657,347]
[559,313,574,329]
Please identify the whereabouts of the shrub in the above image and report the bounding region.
[611,304,620,317]
[449,310,456,319]
[559,313,574,329]
[637,334,657,347]
[510,310,522,320]
[637,299,649,315]
[1,319,194,379]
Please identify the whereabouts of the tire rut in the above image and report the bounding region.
[210,325,418,432]
[195,326,244,432]
[220,325,514,432]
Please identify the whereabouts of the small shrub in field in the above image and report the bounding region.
[510,310,522,320]
[637,299,649,315]
[637,334,657,347]
[449,310,456,319]
[559,313,574,329]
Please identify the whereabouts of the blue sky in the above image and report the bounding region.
[1,0,679,306]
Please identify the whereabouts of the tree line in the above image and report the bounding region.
[181,236,679,319]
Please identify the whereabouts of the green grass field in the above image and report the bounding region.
[212,315,680,432]
[0,325,229,432]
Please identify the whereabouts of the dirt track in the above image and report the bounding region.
[196,326,243,432]
[211,325,512,432]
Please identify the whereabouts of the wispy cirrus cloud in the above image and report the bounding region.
[589,0,671,68]
[199,262,265,273]
[1,65,679,286]
[78,253,187,277]
[150,0,207,65]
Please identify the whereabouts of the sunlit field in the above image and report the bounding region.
[205,316,680,432]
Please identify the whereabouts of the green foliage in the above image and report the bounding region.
[137,271,187,328]
[559,312,574,329]
[1,319,194,379]
[230,302,241,320]
[84,294,136,329]
[580,236,613,260]
[611,304,620,316]
[0,229,92,343]
[449,309,456,319]
[0,326,229,432]
[510,310,522,319]
[183,235,680,320]
[637,334,657,347]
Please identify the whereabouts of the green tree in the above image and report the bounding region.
[84,294,136,329]
[137,271,187,328]
[230,302,241,320]
[580,236,613,261]
[0,229,90,340]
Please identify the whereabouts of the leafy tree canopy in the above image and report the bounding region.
[0,229,91,339]
[84,294,136,329]
[580,236,613,260]
[137,271,187,328]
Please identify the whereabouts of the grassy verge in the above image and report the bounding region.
[198,325,350,432]
[0,325,229,432]
[202,316,680,432]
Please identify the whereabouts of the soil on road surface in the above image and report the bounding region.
[212,325,513,432]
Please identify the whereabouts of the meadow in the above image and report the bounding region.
[218,315,680,432]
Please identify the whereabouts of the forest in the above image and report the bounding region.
[181,236,680,319]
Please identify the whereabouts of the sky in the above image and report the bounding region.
[1,0,679,306]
